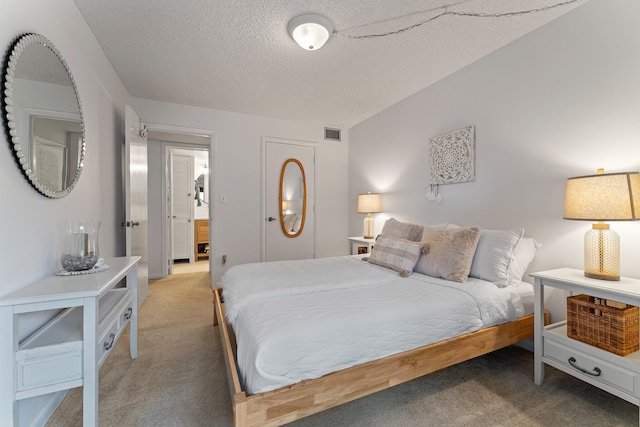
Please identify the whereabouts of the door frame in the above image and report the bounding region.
[146,122,215,280]
[261,136,317,261]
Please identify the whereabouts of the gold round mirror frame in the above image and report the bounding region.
[279,158,306,238]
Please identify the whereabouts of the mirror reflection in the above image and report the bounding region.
[2,33,85,198]
[279,158,306,238]
[195,173,207,205]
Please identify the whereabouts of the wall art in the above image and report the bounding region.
[427,125,475,202]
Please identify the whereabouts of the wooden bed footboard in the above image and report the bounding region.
[213,287,549,427]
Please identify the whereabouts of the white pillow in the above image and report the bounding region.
[508,237,541,283]
[469,228,524,287]
[365,235,424,277]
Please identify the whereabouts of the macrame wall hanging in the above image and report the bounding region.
[427,125,475,203]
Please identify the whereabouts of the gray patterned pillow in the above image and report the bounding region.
[380,218,424,241]
[365,235,424,277]
[415,226,481,282]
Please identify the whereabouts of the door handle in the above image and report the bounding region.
[268,217,277,222]
[121,221,140,227]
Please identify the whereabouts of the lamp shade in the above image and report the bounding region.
[564,170,640,281]
[288,14,333,51]
[357,193,382,214]
[564,171,640,221]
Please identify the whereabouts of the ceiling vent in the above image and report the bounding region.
[324,127,341,141]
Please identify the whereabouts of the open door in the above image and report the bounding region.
[124,105,149,307]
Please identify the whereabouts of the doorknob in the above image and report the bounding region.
[131,221,140,227]
[268,217,277,222]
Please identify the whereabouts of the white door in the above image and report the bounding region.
[171,153,193,261]
[264,139,315,261]
[124,105,149,307]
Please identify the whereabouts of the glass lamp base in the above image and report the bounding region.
[584,224,620,281]
[363,214,374,239]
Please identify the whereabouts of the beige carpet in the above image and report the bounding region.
[47,272,637,426]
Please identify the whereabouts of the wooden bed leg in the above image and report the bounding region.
[234,393,248,427]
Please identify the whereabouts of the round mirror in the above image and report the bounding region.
[279,158,306,238]
[2,33,85,198]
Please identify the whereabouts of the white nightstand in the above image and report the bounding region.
[531,268,640,422]
[348,236,376,255]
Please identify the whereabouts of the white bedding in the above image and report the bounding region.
[222,256,529,395]
[222,255,399,324]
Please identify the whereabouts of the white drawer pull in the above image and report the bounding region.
[568,357,602,376]
[103,333,115,351]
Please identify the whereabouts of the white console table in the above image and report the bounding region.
[0,256,140,426]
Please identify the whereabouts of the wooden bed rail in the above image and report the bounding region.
[213,287,550,427]
[213,288,248,425]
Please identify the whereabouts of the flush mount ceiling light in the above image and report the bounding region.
[288,14,334,51]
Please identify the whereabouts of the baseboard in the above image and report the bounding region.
[516,337,534,352]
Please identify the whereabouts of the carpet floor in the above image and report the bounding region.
[46,271,637,426]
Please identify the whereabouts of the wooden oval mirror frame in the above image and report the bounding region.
[279,158,306,238]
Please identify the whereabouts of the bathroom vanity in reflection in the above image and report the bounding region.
[0,256,140,426]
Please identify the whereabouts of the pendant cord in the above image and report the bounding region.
[334,0,583,40]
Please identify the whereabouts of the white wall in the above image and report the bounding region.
[1,0,132,424]
[132,99,349,284]
[349,0,640,322]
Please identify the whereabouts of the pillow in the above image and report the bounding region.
[365,235,424,277]
[380,218,424,242]
[469,228,524,287]
[508,237,542,283]
[283,213,297,232]
[414,226,481,282]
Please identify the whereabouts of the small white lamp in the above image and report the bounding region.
[287,14,334,51]
[564,168,640,281]
[357,193,382,239]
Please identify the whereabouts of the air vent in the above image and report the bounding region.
[324,127,341,141]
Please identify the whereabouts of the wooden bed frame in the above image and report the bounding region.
[213,287,549,427]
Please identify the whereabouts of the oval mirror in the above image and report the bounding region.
[2,33,85,198]
[279,158,306,238]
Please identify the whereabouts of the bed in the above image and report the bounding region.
[213,220,549,427]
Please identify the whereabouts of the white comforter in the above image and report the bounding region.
[222,256,399,324]
[222,257,525,395]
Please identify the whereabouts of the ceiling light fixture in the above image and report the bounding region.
[288,14,334,51]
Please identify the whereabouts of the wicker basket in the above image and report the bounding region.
[567,294,639,356]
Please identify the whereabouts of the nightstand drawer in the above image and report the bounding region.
[545,338,639,396]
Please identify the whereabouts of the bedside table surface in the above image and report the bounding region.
[531,268,640,302]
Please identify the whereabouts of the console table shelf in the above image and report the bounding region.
[0,256,140,426]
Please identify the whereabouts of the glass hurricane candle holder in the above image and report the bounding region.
[58,219,101,271]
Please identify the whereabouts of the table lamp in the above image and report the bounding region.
[564,169,640,281]
[357,193,381,239]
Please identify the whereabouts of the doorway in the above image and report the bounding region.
[146,127,213,279]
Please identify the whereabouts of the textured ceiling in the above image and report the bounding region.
[73,0,586,127]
